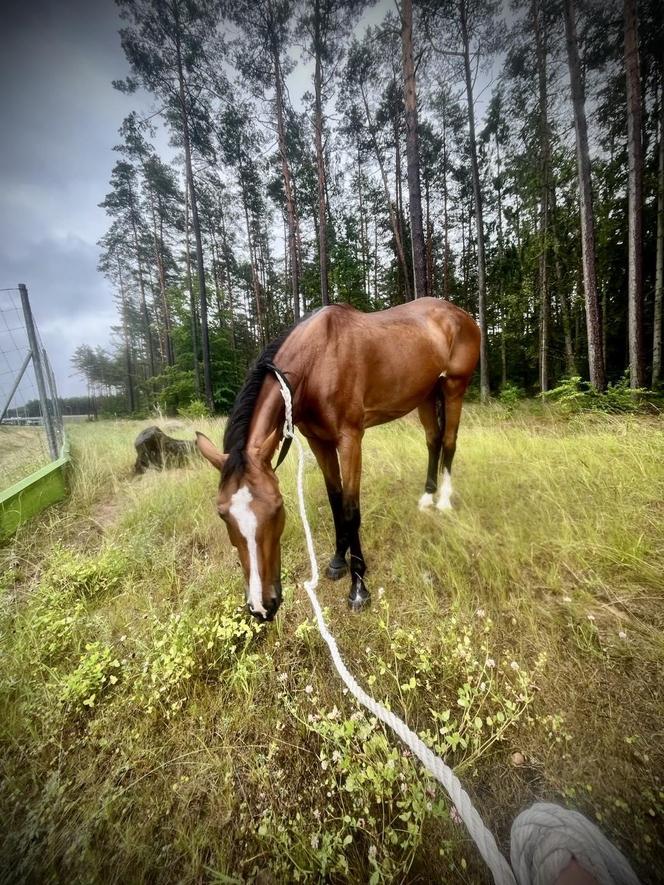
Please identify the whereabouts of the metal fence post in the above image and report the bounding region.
[18,284,59,460]
[43,349,63,448]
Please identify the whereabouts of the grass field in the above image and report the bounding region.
[1,406,663,883]
[0,425,51,488]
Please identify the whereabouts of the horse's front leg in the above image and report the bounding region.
[307,437,349,580]
[338,431,370,611]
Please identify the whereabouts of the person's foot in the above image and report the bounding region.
[554,860,598,885]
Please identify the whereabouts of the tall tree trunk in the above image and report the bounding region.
[653,74,664,386]
[175,26,213,409]
[313,0,329,306]
[393,113,410,300]
[460,0,489,399]
[357,147,369,300]
[624,0,646,388]
[218,199,236,356]
[117,261,135,412]
[127,196,156,378]
[550,187,577,375]
[495,133,508,387]
[184,180,201,397]
[461,203,467,298]
[149,193,174,366]
[401,0,428,298]
[359,84,412,301]
[443,122,450,300]
[374,222,378,302]
[564,0,606,389]
[273,48,300,321]
[534,0,550,393]
[425,174,434,296]
[239,164,265,345]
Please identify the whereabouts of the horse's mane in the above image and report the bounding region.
[221,326,295,481]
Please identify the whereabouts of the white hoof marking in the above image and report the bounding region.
[418,492,434,511]
[435,469,453,511]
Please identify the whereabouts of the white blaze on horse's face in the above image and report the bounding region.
[217,466,286,621]
[228,485,265,618]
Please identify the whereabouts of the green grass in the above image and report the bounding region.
[1,407,663,883]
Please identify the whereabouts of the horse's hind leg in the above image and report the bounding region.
[337,430,370,611]
[307,437,349,580]
[417,392,443,510]
[437,377,469,511]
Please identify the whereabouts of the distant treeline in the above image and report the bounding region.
[74,0,663,415]
[6,396,100,419]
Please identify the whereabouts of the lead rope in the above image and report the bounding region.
[271,370,640,885]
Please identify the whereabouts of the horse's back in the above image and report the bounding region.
[280,299,479,433]
[309,298,479,377]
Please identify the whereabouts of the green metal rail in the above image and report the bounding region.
[0,437,70,540]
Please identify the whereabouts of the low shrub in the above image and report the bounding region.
[178,399,210,421]
[42,545,129,599]
[543,374,660,414]
[59,641,122,713]
[140,607,262,716]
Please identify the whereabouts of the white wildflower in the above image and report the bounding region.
[305,684,314,694]
[618,630,627,640]
[486,658,496,669]
[510,660,519,671]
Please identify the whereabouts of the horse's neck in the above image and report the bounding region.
[245,376,286,464]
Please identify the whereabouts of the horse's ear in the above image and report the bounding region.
[195,432,227,472]
[256,428,280,466]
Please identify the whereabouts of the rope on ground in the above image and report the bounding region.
[271,370,641,885]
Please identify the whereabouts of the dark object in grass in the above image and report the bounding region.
[134,426,197,474]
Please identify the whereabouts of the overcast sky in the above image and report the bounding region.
[0,0,156,397]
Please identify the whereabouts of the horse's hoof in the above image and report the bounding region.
[418,492,434,510]
[326,557,348,580]
[348,581,371,611]
[348,592,371,612]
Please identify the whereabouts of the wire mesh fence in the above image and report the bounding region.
[0,285,64,489]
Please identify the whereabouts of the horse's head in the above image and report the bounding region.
[196,432,285,621]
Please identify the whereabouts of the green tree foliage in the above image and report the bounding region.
[81,0,663,414]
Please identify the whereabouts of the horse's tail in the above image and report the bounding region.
[435,379,446,477]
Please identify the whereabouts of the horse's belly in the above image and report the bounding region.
[362,375,442,428]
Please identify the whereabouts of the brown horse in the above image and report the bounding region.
[196,297,480,621]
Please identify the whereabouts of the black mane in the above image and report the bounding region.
[222,327,294,481]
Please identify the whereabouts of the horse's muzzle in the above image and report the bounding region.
[248,580,283,622]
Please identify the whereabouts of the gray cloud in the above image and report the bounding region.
[0,0,154,397]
